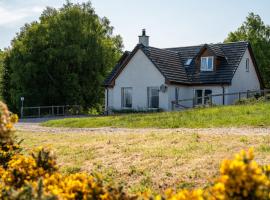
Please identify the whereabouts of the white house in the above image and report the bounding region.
[104,30,264,112]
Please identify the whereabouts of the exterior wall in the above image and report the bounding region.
[168,85,224,110]
[106,49,169,111]
[226,49,261,104]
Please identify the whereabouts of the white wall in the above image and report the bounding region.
[168,85,225,110]
[226,49,261,104]
[107,49,168,111]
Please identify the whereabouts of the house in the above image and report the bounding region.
[104,29,264,112]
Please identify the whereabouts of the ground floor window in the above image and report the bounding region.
[195,89,212,105]
[147,87,159,108]
[121,87,132,108]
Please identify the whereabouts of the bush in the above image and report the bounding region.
[2,101,270,199]
[234,96,265,105]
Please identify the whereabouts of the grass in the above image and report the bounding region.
[16,130,270,193]
[43,102,270,128]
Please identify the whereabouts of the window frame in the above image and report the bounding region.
[121,87,132,109]
[194,89,212,105]
[201,56,214,71]
[246,58,250,72]
[147,87,159,109]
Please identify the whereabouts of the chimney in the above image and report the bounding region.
[138,29,149,46]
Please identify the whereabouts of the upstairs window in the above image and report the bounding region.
[201,56,214,71]
[121,87,132,108]
[246,58,250,72]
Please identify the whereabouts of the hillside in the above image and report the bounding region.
[43,102,270,128]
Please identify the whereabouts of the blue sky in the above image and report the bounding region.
[0,0,270,51]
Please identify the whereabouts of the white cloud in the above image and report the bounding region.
[0,4,45,27]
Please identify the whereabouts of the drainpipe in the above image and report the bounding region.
[222,85,225,105]
[106,88,109,115]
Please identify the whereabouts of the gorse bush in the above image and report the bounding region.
[2,101,270,199]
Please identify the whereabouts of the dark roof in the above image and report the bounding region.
[104,41,263,87]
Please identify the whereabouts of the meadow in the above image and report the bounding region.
[17,130,270,193]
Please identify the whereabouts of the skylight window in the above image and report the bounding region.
[185,58,192,66]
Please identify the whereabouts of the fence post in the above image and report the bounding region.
[38,107,40,118]
[52,106,54,115]
[247,90,249,98]
[21,107,23,119]
[209,95,213,106]
[238,92,241,101]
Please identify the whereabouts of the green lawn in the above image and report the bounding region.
[43,102,270,128]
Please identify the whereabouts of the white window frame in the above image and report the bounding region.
[194,89,212,105]
[201,56,214,71]
[246,58,250,72]
[121,87,132,109]
[147,87,159,109]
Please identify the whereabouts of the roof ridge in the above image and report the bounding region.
[145,45,180,54]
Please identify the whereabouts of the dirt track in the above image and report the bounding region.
[15,119,270,135]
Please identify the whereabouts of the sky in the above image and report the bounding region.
[0,0,270,51]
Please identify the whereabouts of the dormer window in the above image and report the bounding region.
[201,56,214,71]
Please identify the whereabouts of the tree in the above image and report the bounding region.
[225,13,270,88]
[2,1,123,112]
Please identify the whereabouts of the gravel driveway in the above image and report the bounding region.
[15,118,270,135]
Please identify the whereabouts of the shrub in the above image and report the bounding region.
[234,96,265,105]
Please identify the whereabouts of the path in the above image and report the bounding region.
[15,118,270,135]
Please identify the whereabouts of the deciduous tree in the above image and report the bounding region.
[225,13,270,87]
[2,1,123,112]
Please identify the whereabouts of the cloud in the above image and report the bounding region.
[0,4,45,27]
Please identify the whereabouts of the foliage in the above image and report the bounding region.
[2,1,123,113]
[0,50,4,99]
[0,101,20,169]
[225,12,270,87]
[234,96,266,105]
[43,102,270,128]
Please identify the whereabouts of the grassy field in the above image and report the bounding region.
[17,130,270,193]
[43,102,270,128]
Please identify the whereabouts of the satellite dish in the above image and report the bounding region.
[160,84,167,93]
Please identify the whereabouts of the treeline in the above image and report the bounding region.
[0,1,123,113]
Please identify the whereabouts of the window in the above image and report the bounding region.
[195,89,212,105]
[204,89,212,104]
[185,58,192,66]
[246,58,250,72]
[147,87,159,108]
[201,56,214,71]
[121,87,132,108]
